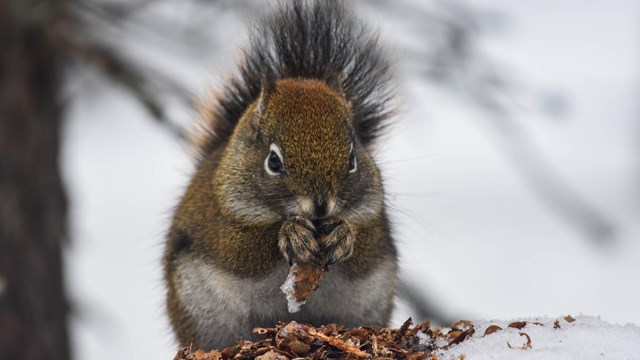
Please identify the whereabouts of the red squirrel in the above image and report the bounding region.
[163,0,398,350]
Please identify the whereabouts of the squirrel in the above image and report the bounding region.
[163,0,398,351]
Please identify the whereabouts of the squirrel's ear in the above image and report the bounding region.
[244,79,274,141]
[325,73,352,110]
[326,72,344,94]
[256,78,276,115]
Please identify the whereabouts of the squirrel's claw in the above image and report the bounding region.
[278,216,322,266]
[319,219,355,265]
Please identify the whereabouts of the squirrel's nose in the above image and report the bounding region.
[314,198,327,219]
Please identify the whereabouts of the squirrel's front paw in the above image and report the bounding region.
[318,218,355,265]
[278,216,321,266]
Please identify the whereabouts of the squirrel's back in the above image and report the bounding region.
[196,0,394,159]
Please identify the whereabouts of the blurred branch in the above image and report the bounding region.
[497,118,614,243]
[52,3,194,140]
[371,0,615,245]
[56,0,264,141]
[69,0,209,48]
[69,0,154,22]
[397,277,454,327]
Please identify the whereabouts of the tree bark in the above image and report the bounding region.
[0,2,71,359]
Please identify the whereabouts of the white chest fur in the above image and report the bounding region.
[174,256,397,348]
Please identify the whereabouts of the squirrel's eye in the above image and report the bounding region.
[348,147,357,173]
[265,144,284,175]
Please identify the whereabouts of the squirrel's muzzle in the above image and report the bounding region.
[314,198,327,219]
[298,195,337,220]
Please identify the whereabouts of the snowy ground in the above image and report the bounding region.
[61,1,640,359]
[436,316,640,359]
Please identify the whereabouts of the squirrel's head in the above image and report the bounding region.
[215,78,383,225]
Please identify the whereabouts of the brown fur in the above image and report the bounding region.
[163,78,397,349]
[165,79,392,277]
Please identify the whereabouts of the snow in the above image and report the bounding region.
[281,269,305,313]
[417,330,431,347]
[435,316,640,359]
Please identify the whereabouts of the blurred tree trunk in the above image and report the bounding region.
[0,2,71,360]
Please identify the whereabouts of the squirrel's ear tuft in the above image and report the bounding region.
[244,78,274,140]
[325,73,353,111]
[256,77,276,115]
[325,72,344,94]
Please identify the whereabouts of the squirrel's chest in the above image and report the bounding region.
[173,257,396,333]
